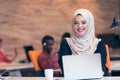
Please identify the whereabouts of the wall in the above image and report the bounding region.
[0,0,119,61]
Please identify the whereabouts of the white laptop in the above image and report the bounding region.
[62,54,103,80]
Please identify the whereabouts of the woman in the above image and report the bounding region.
[58,9,109,76]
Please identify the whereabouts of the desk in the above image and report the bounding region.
[0,63,34,77]
[111,60,120,76]
[0,63,33,70]
[0,77,120,80]
[0,60,120,77]
[111,61,120,70]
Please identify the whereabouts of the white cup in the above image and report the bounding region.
[44,69,53,80]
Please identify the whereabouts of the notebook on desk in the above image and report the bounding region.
[62,54,103,80]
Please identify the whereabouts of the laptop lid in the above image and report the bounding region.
[62,54,103,80]
[24,45,34,62]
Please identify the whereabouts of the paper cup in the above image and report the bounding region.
[44,69,53,80]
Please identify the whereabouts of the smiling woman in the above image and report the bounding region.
[58,8,110,76]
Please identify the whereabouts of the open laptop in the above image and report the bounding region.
[23,45,34,62]
[19,45,34,63]
[62,54,103,80]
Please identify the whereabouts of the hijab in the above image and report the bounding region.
[66,9,101,55]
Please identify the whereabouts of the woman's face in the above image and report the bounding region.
[73,15,88,37]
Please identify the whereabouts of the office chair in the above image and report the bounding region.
[105,44,112,75]
[28,50,44,76]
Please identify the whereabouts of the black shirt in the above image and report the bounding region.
[58,39,109,76]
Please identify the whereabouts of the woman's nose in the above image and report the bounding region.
[78,23,82,28]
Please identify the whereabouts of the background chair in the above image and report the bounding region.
[28,50,44,76]
[105,44,112,76]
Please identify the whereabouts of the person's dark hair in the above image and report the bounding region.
[62,32,71,39]
[42,35,54,45]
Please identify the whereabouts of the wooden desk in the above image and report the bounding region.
[0,77,120,80]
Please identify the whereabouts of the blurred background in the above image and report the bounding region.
[0,0,120,62]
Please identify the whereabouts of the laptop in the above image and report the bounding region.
[62,54,103,80]
[23,45,34,62]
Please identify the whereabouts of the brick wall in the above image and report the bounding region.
[0,0,119,61]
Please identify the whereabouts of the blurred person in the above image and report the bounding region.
[61,32,71,40]
[0,38,17,63]
[58,9,109,76]
[38,35,61,76]
[58,32,71,54]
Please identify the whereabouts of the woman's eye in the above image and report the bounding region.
[82,21,86,24]
[74,22,78,24]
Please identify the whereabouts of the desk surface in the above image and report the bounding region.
[0,60,120,70]
[0,63,33,70]
[1,77,120,80]
[0,60,120,77]
[0,61,119,70]
[111,60,120,70]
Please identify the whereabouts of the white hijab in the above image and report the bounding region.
[67,9,101,55]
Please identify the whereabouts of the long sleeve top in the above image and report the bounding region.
[38,52,60,70]
[58,39,109,76]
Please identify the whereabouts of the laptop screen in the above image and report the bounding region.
[23,45,34,62]
[62,54,103,80]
